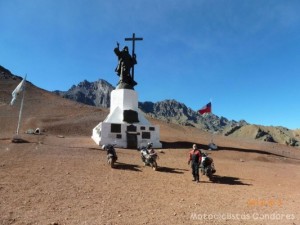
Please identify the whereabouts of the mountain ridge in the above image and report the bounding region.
[1,65,299,147]
[51,76,299,147]
[53,79,244,132]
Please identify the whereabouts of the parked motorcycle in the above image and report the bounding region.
[102,144,118,168]
[139,145,158,171]
[200,152,216,180]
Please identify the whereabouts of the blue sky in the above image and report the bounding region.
[1,0,300,129]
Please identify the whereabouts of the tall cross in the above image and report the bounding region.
[125,33,143,80]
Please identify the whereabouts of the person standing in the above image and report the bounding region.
[188,144,202,183]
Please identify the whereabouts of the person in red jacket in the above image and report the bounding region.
[188,144,202,183]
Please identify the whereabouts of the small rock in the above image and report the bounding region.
[50,222,59,225]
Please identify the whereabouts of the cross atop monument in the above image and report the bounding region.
[125,33,143,80]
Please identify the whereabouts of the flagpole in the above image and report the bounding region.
[16,75,27,135]
[210,98,213,143]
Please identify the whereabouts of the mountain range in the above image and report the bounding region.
[1,65,299,147]
[52,78,300,148]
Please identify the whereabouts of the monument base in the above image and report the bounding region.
[92,122,162,149]
[92,89,162,149]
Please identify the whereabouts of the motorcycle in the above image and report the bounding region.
[200,152,216,180]
[140,147,158,171]
[102,144,118,168]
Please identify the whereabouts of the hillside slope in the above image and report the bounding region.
[1,65,299,148]
[0,69,106,137]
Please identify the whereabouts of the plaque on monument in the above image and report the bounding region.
[123,110,139,123]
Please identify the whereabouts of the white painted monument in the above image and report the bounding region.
[92,33,162,148]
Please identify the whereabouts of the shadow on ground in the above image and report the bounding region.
[209,175,252,186]
[113,162,142,172]
[157,166,188,174]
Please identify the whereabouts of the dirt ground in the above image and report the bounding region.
[0,134,299,225]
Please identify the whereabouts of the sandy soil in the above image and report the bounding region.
[1,134,299,225]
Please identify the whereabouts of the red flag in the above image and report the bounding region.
[198,102,212,115]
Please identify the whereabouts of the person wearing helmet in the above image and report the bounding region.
[141,142,156,164]
[147,142,153,151]
[188,144,202,183]
[102,144,118,160]
[147,142,156,155]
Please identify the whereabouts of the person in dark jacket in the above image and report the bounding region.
[188,144,202,183]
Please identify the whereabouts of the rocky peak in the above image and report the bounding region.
[54,79,114,108]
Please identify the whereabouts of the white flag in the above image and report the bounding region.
[10,78,26,105]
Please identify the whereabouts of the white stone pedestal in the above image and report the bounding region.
[92,89,162,148]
